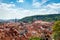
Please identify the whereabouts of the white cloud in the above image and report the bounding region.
[0,3,60,19]
[46,3,60,9]
[32,0,48,8]
[17,0,24,3]
[32,2,41,8]
[42,0,48,4]
[46,3,60,13]
[0,3,15,8]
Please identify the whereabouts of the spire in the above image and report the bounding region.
[15,18,17,23]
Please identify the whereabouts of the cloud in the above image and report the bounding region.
[46,3,60,12]
[46,3,60,9]
[32,2,41,8]
[0,3,60,19]
[17,0,24,3]
[42,0,48,4]
[0,3,15,8]
[32,0,48,8]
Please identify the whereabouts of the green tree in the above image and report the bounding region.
[52,21,60,40]
[29,37,42,40]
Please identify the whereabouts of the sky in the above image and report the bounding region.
[0,0,60,19]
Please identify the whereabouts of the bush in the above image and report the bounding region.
[52,21,60,40]
[29,37,43,40]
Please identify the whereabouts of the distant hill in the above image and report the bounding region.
[0,14,60,23]
[19,14,60,23]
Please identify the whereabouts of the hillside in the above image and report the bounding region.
[0,20,53,40]
[0,14,60,23]
[19,14,60,23]
[0,14,60,40]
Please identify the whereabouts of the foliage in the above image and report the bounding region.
[52,21,60,40]
[19,14,60,23]
[29,37,43,40]
[0,14,60,23]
